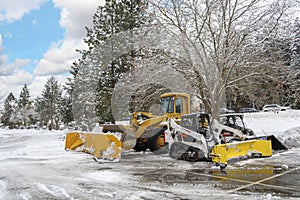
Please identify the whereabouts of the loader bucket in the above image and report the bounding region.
[65,132,122,162]
[210,139,272,166]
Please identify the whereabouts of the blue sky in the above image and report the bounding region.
[1,1,63,74]
[0,0,103,99]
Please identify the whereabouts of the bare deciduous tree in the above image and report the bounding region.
[150,0,293,118]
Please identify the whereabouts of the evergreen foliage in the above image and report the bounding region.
[60,94,74,125]
[69,0,148,125]
[2,93,17,127]
[18,84,32,126]
[38,76,62,130]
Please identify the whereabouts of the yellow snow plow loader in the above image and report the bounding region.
[65,132,122,161]
[65,92,191,161]
[165,113,287,168]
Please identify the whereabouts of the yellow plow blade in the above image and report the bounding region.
[210,139,272,166]
[65,132,122,162]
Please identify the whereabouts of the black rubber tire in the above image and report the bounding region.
[220,164,227,170]
[186,149,201,162]
[133,138,148,152]
[147,128,167,154]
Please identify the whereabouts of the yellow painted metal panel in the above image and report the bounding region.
[65,132,122,161]
[210,140,272,165]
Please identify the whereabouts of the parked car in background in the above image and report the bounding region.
[262,104,291,112]
[239,107,260,113]
[220,108,235,114]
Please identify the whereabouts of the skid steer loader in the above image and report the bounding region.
[165,113,287,168]
[65,93,191,161]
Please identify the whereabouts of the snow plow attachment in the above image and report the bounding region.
[65,132,122,162]
[210,139,273,166]
[248,135,288,151]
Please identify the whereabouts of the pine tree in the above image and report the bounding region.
[69,0,148,125]
[60,94,74,125]
[40,76,62,130]
[34,97,47,128]
[18,84,32,127]
[2,93,17,127]
[0,90,5,104]
[86,0,147,123]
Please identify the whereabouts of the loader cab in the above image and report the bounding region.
[160,93,190,119]
[181,113,210,136]
[219,114,254,136]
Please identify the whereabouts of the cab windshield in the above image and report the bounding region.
[161,97,174,113]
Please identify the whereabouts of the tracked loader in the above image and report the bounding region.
[65,93,191,161]
[165,113,287,168]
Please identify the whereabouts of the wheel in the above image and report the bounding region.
[133,138,148,152]
[185,149,202,162]
[147,128,168,154]
[219,164,227,170]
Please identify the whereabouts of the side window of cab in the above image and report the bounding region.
[176,98,183,113]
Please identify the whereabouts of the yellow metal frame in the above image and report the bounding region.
[210,140,272,165]
[130,112,154,127]
[134,115,166,138]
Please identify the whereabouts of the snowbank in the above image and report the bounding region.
[244,110,300,148]
[277,127,300,149]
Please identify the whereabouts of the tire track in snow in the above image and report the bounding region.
[0,179,7,199]
[36,183,74,200]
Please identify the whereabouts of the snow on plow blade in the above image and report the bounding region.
[65,132,122,162]
[210,139,273,166]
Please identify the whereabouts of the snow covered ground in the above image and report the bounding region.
[0,110,299,200]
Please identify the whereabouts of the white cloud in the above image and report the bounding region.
[0,35,8,66]
[33,0,104,76]
[0,0,47,23]
[1,70,33,85]
[34,39,84,75]
[53,0,104,39]
[1,35,32,75]
[28,74,69,97]
[0,70,33,99]
[0,58,32,76]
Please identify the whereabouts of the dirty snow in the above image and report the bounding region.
[0,110,299,199]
